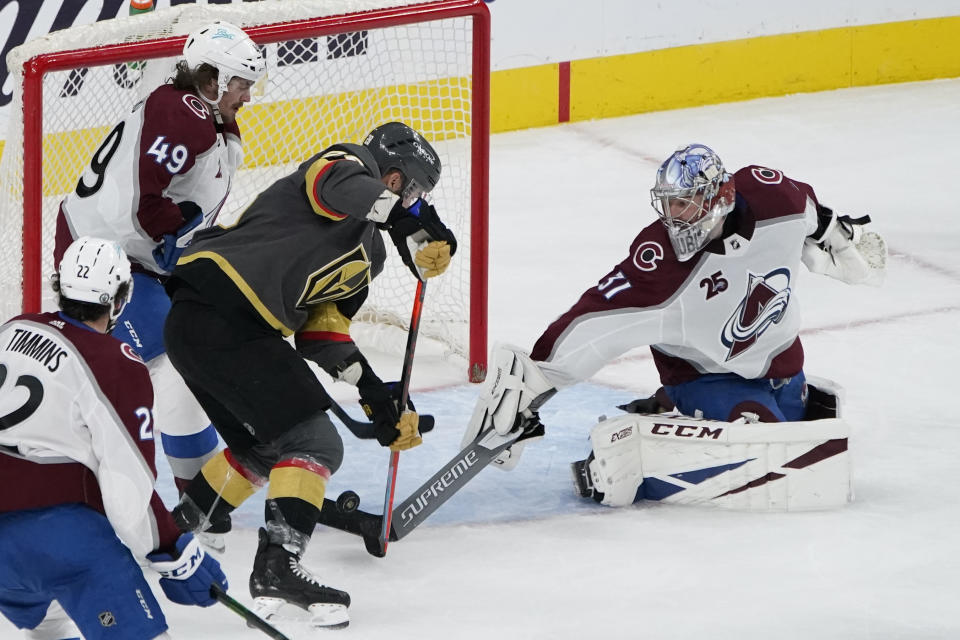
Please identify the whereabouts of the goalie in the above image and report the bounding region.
[464,143,886,511]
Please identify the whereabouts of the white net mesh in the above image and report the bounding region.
[0,0,485,372]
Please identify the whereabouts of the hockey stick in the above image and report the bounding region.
[326,395,377,439]
[211,584,292,640]
[378,278,427,555]
[317,416,546,556]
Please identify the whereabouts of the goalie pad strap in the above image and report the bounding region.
[588,417,645,507]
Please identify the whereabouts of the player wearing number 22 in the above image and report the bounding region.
[51,21,267,524]
[163,121,457,628]
[0,238,226,640]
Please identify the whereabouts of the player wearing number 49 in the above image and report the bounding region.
[0,237,227,640]
[51,21,266,544]
[466,143,887,511]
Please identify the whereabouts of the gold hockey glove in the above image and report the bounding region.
[414,241,452,278]
[389,411,423,451]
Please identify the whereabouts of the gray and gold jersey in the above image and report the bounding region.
[177,143,394,337]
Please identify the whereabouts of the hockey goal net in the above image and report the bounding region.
[0,0,489,381]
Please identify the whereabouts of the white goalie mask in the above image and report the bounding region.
[56,237,133,332]
[650,143,735,262]
[183,20,266,103]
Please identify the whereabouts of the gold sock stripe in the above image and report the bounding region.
[200,451,259,508]
[223,449,268,487]
[267,458,330,511]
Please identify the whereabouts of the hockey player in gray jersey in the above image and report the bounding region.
[163,122,456,628]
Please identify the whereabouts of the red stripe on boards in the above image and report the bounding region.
[558,60,571,123]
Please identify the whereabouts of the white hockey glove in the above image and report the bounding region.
[147,533,228,607]
[802,211,886,286]
[461,344,556,471]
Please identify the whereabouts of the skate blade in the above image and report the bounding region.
[253,597,350,631]
[308,603,349,629]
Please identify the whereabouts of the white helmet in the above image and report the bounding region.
[650,143,735,262]
[56,237,133,330]
[183,20,265,102]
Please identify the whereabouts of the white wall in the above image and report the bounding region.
[484,0,960,69]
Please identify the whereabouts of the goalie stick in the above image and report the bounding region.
[316,417,545,557]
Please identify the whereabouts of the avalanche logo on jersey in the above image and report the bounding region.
[720,268,791,360]
[632,241,664,272]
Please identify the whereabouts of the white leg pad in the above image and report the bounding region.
[588,415,645,507]
[462,343,554,446]
[582,412,853,511]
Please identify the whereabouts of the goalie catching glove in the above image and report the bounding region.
[383,199,457,281]
[343,353,434,451]
[802,206,886,286]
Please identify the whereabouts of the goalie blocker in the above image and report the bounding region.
[573,378,852,511]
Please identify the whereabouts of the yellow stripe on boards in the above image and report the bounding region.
[490,64,559,131]
[19,16,960,198]
[268,465,328,511]
[485,16,960,129]
[849,17,960,85]
[570,16,960,123]
[572,30,852,120]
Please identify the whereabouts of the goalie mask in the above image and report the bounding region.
[363,122,441,207]
[55,237,133,332]
[183,20,265,103]
[650,143,735,262]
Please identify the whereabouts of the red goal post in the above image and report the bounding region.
[1,0,490,382]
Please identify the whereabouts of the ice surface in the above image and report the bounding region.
[4,78,958,639]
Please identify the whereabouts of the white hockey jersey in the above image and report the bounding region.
[531,166,820,388]
[55,84,242,274]
[0,312,181,558]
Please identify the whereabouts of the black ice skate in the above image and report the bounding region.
[249,528,351,629]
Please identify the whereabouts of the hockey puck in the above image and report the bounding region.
[336,490,360,514]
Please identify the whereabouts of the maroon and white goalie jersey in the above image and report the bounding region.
[531,166,820,388]
[0,312,180,557]
[56,84,242,274]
